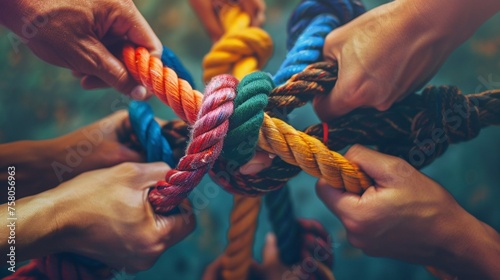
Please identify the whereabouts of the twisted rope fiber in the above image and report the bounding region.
[228,62,500,194]
[206,1,365,278]
[287,0,364,50]
[123,45,372,195]
[266,62,500,168]
[203,6,271,280]
[263,2,364,274]
[201,4,332,279]
[215,0,367,195]
[202,5,273,82]
[6,46,196,280]
[150,75,238,213]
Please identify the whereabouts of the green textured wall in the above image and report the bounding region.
[0,0,499,279]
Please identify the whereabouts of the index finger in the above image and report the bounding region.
[117,1,163,58]
[189,0,224,42]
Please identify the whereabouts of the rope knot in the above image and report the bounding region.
[203,6,273,82]
[409,86,481,167]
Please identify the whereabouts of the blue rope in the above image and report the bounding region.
[129,101,175,165]
[161,46,196,88]
[266,0,366,266]
[274,15,339,86]
[287,0,365,50]
[129,46,195,165]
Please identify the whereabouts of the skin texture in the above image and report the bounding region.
[316,145,500,279]
[189,0,266,42]
[0,162,196,272]
[314,0,500,121]
[0,0,163,99]
[0,110,146,202]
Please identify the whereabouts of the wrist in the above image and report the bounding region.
[435,212,500,279]
[10,191,64,261]
[0,140,59,201]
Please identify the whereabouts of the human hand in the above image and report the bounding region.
[313,1,456,121]
[46,162,195,272]
[0,0,162,99]
[316,144,500,278]
[189,0,266,42]
[4,110,148,200]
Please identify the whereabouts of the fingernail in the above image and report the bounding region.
[266,233,276,243]
[130,85,147,100]
[268,154,276,159]
[239,163,265,175]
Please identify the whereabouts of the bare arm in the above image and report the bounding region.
[316,0,500,120]
[317,145,500,279]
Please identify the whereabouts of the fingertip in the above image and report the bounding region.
[148,39,163,59]
[130,85,148,100]
[265,232,276,245]
[315,179,358,215]
[239,151,273,175]
[262,232,279,264]
[315,179,338,200]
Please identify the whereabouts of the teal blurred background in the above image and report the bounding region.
[0,0,499,279]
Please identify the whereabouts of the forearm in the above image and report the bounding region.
[437,215,500,279]
[1,190,61,263]
[0,140,58,202]
[401,0,499,46]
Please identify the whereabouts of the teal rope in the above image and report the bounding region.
[222,72,274,166]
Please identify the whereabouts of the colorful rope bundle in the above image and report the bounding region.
[10,0,500,279]
[6,47,199,280]
[121,35,372,212]
[202,6,272,279]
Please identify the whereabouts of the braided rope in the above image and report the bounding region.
[262,1,366,273]
[202,5,273,82]
[129,101,176,166]
[150,75,238,213]
[202,6,271,279]
[6,46,196,280]
[122,46,372,193]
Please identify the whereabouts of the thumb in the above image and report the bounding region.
[343,144,414,185]
[84,39,148,99]
[313,76,356,122]
[262,233,279,266]
[156,200,196,248]
[314,30,357,121]
[239,151,273,175]
[316,179,361,218]
[120,5,163,58]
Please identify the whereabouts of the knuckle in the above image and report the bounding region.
[344,87,370,108]
[384,157,409,174]
[110,68,131,92]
